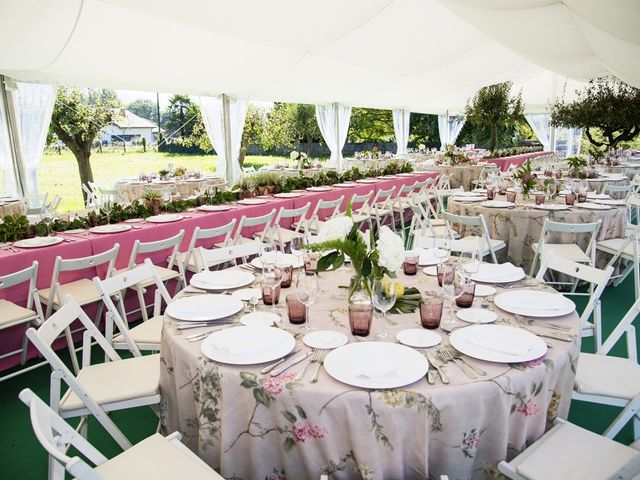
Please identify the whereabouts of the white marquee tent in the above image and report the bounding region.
[0,0,637,191]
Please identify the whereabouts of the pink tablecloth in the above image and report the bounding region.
[0,173,437,371]
[485,151,552,172]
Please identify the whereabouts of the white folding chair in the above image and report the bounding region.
[598,224,640,299]
[26,300,161,454]
[255,203,311,251]
[443,211,506,263]
[603,183,634,200]
[391,182,418,238]
[95,259,173,352]
[0,261,45,381]
[23,192,50,216]
[19,388,223,480]
[498,418,640,480]
[369,186,396,232]
[535,254,613,349]
[573,296,640,442]
[406,201,456,250]
[195,240,263,272]
[178,219,236,274]
[227,209,276,246]
[530,219,602,285]
[37,245,120,373]
[293,196,345,234]
[437,173,452,190]
[82,183,100,209]
[117,230,184,321]
[471,165,500,189]
[349,190,374,230]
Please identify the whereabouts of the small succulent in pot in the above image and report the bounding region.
[143,191,164,215]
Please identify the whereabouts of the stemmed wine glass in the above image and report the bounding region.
[372,277,397,340]
[260,241,278,269]
[295,271,320,330]
[434,233,452,265]
[262,266,284,317]
[460,237,481,279]
[441,263,463,331]
[246,175,257,197]
[290,236,306,269]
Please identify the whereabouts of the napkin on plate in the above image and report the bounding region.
[212,337,266,356]
[465,334,533,356]
[473,262,524,282]
[353,353,398,379]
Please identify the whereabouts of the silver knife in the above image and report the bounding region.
[427,352,449,384]
[177,320,234,330]
[424,354,437,385]
[271,351,312,376]
[260,349,301,374]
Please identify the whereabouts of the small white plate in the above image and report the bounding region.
[480,200,515,208]
[303,330,348,349]
[575,202,612,210]
[451,196,485,202]
[238,198,268,205]
[423,266,437,276]
[64,229,86,234]
[586,193,611,200]
[474,284,496,297]
[14,236,64,248]
[146,214,183,223]
[334,182,358,188]
[251,254,303,269]
[306,186,332,192]
[89,224,132,234]
[397,173,415,177]
[124,218,144,223]
[395,329,442,348]
[231,288,262,302]
[356,179,378,184]
[240,312,280,327]
[456,308,498,324]
[273,192,304,198]
[198,205,234,212]
[593,199,626,206]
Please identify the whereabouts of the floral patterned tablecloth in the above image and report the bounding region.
[160,268,579,480]
[447,195,627,271]
[0,199,24,217]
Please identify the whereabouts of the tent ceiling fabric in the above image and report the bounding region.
[0,0,633,113]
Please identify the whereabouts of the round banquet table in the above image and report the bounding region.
[0,199,24,216]
[160,267,579,479]
[115,177,225,203]
[448,195,627,270]
[420,165,485,190]
[585,175,630,198]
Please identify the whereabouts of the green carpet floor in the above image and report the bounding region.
[1,275,638,480]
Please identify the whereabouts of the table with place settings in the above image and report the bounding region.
[0,198,24,216]
[160,264,580,480]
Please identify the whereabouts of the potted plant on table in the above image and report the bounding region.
[143,191,164,215]
[513,160,539,199]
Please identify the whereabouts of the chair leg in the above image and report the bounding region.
[64,326,80,374]
[136,286,149,322]
[603,396,640,439]
[20,323,30,365]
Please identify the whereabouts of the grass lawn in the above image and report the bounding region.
[34,149,287,212]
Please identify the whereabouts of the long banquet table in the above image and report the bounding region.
[161,267,579,479]
[0,173,437,371]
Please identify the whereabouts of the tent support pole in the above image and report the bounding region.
[222,93,234,185]
[0,75,27,196]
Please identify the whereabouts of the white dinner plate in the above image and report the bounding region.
[356,179,378,184]
[14,236,64,248]
[191,270,255,290]
[423,266,437,276]
[450,324,547,363]
[469,262,525,283]
[333,182,358,188]
[586,193,611,200]
[493,290,576,318]
[89,224,132,234]
[306,186,332,192]
[240,312,280,327]
[201,326,295,365]
[324,342,429,389]
[397,173,416,177]
[456,191,485,197]
[456,308,498,324]
[480,200,515,208]
[198,205,234,212]
[64,228,87,234]
[251,254,303,269]
[166,294,244,322]
[574,202,612,210]
[451,196,485,202]
[303,330,348,349]
[124,218,144,223]
[273,192,304,198]
[532,204,570,211]
[237,198,268,205]
[474,284,496,297]
[231,288,262,302]
[412,248,449,266]
[395,329,442,348]
[592,199,626,206]
[146,214,183,223]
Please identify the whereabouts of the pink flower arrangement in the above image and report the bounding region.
[291,421,328,443]
[261,372,296,397]
[516,398,539,417]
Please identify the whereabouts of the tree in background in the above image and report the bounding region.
[127,98,158,125]
[550,77,640,149]
[348,108,394,143]
[408,113,439,148]
[49,87,120,200]
[163,94,199,140]
[239,104,266,165]
[262,103,321,155]
[464,81,524,151]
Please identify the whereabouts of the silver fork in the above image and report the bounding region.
[438,347,477,379]
[440,344,487,376]
[295,350,320,381]
[310,350,328,383]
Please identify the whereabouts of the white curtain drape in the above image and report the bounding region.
[0,91,18,196]
[199,94,247,187]
[438,113,466,149]
[392,109,410,156]
[315,103,351,171]
[554,127,583,158]
[525,113,552,151]
[14,81,55,194]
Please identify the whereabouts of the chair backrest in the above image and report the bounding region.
[310,196,344,219]
[82,183,100,209]
[19,388,108,480]
[350,191,373,213]
[603,183,633,196]
[182,220,237,271]
[233,209,276,243]
[0,261,39,312]
[597,297,639,362]
[128,230,185,270]
[195,240,263,271]
[437,174,452,190]
[443,211,497,262]
[535,254,613,326]
[273,203,310,231]
[395,182,415,198]
[372,186,396,208]
[94,259,173,354]
[537,219,602,262]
